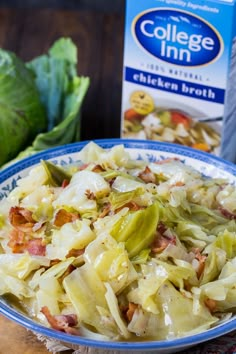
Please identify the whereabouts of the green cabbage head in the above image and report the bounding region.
[0,49,47,166]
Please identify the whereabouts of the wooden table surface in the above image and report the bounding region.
[0,313,79,353]
[0,4,124,353]
[0,314,51,354]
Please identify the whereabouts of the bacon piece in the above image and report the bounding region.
[151,235,176,253]
[54,209,79,227]
[92,164,105,173]
[49,259,61,267]
[184,280,192,292]
[124,202,142,211]
[204,298,217,312]
[41,306,80,335]
[151,222,176,253]
[9,206,35,232]
[8,228,46,255]
[7,229,28,253]
[126,303,139,322]
[194,249,207,279]
[27,238,46,256]
[66,248,85,258]
[138,166,156,184]
[99,203,112,218]
[116,201,142,213]
[157,221,168,235]
[61,179,70,188]
[218,206,236,220]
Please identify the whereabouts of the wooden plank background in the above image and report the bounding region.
[0,3,125,141]
[0,0,124,13]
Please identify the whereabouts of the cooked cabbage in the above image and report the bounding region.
[0,142,236,341]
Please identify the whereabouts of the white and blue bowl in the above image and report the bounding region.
[0,139,236,353]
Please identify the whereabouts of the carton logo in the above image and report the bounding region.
[133,9,223,66]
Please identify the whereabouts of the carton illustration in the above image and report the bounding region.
[121,0,236,159]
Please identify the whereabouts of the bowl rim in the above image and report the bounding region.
[1,298,236,350]
[1,139,236,183]
[1,138,236,350]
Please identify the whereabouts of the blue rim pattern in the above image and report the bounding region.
[1,139,236,182]
[1,139,236,351]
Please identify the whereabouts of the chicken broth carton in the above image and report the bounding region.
[121,0,236,158]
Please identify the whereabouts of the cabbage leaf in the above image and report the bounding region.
[111,203,159,257]
[0,49,46,166]
[1,38,89,167]
[84,234,137,294]
[63,263,120,337]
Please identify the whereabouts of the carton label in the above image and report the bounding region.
[125,67,225,103]
[121,0,236,157]
[133,9,223,66]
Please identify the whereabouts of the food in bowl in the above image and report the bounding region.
[0,141,236,343]
[123,107,221,154]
